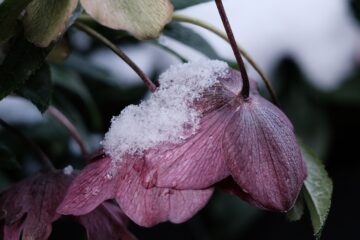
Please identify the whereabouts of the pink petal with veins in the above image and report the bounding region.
[0,172,73,240]
[223,94,307,211]
[116,157,214,227]
[77,201,136,240]
[143,105,233,190]
[57,157,116,215]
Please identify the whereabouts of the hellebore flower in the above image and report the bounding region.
[59,59,306,229]
[0,169,134,240]
[139,60,307,211]
[58,155,213,227]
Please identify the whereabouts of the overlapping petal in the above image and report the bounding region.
[139,65,306,211]
[77,201,136,240]
[59,156,214,227]
[142,105,232,190]
[0,172,72,240]
[0,170,135,239]
[223,93,307,211]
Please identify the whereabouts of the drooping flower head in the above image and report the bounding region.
[0,168,134,240]
[59,60,307,228]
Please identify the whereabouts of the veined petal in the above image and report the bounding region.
[116,158,213,227]
[77,201,136,240]
[57,157,116,215]
[143,105,233,190]
[0,172,74,240]
[223,95,307,211]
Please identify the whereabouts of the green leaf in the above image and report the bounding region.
[17,64,52,113]
[80,0,173,39]
[0,35,52,101]
[0,0,33,42]
[163,22,220,59]
[302,145,333,239]
[172,0,212,10]
[286,193,304,222]
[23,0,79,47]
[0,145,20,170]
[64,54,123,87]
[51,65,101,128]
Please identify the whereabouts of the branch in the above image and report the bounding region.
[47,106,89,159]
[215,0,250,99]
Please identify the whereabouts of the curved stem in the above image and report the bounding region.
[74,21,157,92]
[172,14,279,105]
[0,118,56,172]
[215,0,250,99]
[47,106,89,159]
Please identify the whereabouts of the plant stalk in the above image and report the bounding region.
[47,106,89,159]
[172,14,279,105]
[215,0,250,99]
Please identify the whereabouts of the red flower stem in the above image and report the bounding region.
[0,118,56,172]
[215,0,250,99]
[47,106,89,159]
[74,21,157,92]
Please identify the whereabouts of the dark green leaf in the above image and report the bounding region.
[0,35,52,101]
[302,145,333,239]
[172,0,212,10]
[163,22,220,59]
[17,64,52,113]
[64,54,123,87]
[51,65,101,128]
[0,0,33,42]
[286,192,304,222]
[0,144,20,170]
[23,0,79,47]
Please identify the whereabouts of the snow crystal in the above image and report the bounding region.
[63,165,74,175]
[103,60,229,162]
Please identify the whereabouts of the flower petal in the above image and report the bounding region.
[77,201,136,240]
[3,219,24,240]
[57,157,116,216]
[0,172,74,239]
[116,158,213,227]
[223,95,307,211]
[143,105,233,190]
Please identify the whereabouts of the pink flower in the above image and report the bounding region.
[59,61,306,229]
[0,170,134,240]
[141,68,307,211]
[58,155,213,227]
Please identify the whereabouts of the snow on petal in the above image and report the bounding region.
[103,60,229,166]
[223,94,307,211]
[143,104,233,190]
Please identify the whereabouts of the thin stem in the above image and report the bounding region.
[215,0,249,99]
[47,106,89,158]
[74,21,157,92]
[172,14,279,105]
[0,118,56,172]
